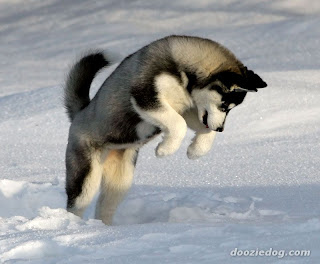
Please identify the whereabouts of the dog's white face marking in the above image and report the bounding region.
[192,88,226,131]
[208,104,226,129]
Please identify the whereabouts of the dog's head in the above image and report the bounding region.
[192,67,267,132]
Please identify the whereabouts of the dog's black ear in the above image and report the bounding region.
[246,69,267,90]
[230,68,267,93]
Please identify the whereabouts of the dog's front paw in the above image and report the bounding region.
[187,143,208,160]
[156,142,178,157]
[187,131,216,160]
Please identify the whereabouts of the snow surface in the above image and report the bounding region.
[1,0,320,263]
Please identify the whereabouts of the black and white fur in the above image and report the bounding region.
[64,35,267,225]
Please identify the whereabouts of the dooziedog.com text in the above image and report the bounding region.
[230,247,311,259]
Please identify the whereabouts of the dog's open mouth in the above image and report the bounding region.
[202,111,209,128]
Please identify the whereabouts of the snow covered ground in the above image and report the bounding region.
[1,0,320,263]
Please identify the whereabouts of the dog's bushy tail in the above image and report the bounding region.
[64,51,110,121]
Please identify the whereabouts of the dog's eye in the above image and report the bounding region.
[219,103,228,112]
[210,84,221,90]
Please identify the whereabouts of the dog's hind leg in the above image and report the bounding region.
[65,142,102,218]
[95,147,139,225]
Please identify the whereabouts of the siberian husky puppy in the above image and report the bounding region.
[64,35,267,225]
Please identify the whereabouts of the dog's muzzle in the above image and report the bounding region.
[202,111,224,132]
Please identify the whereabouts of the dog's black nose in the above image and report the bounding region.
[216,127,224,132]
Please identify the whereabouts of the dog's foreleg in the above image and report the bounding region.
[132,100,187,157]
[183,109,216,159]
[187,131,216,159]
[95,148,138,225]
[154,103,188,157]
